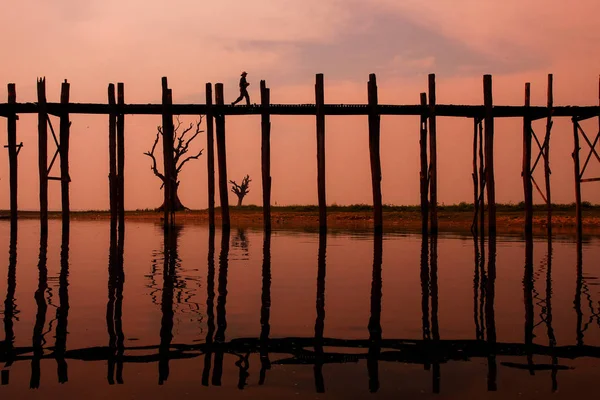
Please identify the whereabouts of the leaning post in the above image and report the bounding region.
[483,75,496,234]
[260,80,272,231]
[108,84,117,230]
[59,80,71,230]
[205,83,215,230]
[315,74,327,232]
[117,83,125,231]
[572,117,583,242]
[428,74,438,233]
[161,77,174,227]
[7,84,17,226]
[368,73,383,233]
[544,74,553,235]
[419,92,429,235]
[38,78,49,234]
[215,83,230,229]
[522,83,533,236]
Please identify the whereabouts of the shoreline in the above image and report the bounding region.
[4,207,600,237]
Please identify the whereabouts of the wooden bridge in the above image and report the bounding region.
[0,73,599,237]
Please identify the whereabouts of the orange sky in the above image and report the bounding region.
[1,0,600,210]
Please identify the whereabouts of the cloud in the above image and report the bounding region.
[238,3,546,86]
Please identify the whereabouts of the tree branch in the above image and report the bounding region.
[176,149,204,174]
[144,132,165,186]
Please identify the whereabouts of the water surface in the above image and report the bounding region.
[0,220,599,399]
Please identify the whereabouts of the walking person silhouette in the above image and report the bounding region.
[232,71,251,106]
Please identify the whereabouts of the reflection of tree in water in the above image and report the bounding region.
[231,228,250,260]
[145,225,204,330]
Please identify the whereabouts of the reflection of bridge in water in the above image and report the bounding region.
[1,223,600,394]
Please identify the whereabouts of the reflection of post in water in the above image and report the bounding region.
[232,227,250,259]
[545,237,558,392]
[107,224,125,384]
[30,232,48,388]
[314,232,326,393]
[485,234,497,391]
[259,230,272,385]
[212,228,230,386]
[430,234,440,394]
[420,232,430,370]
[55,226,70,383]
[472,232,486,341]
[523,234,534,373]
[158,226,180,385]
[202,227,216,386]
[1,223,18,385]
[574,239,583,346]
[367,233,383,393]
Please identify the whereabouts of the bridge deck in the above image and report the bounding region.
[1,103,599,120]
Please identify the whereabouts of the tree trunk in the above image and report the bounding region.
[156,186,187,211]
[237,196,243,207]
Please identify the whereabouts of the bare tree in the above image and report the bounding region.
[230,175,251,206]
[144,116,204,211]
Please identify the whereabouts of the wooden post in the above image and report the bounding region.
[260,80,272,231]
[108,84,118,230]
[161,77,174,227]
[205,83,215,230]
[215,83,230,229]
[419,93,429,235]
[315,74,326,231]
[472,118,479,234]
[38,79,48,234]
[368,74,383,233]
[7,84,17,225]
[484,75,496,234]
[428,74,438,233]
[117,83,125,231]
[60,80,70,229]
[478,120,485,235]
[523,83,533,236]
[545,74,553,235]
[572,117,582,242]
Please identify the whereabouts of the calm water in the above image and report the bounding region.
[0,220,599,399]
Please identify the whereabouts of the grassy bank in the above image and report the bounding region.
[4,203,600,236]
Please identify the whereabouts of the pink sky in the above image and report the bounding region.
[1,0,600,211]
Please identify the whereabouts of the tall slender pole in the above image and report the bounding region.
[428,74,438,233]
[161,77,174,227]
[545,74,553,235]
[368,74,383,233]
[260,80,272,231]
[7,84,17,225]
[108,84,118,231]
[117,83,125,232]
[419,93,429,235]
[37,79,48,234]
[484,75,496,234]
[59,80,70,230]
[572,118,582,242]
[215,83,230,229]
[315,74,327,232]
[523,83,533,236]
[472,118,479,234]
[205,83,215,230]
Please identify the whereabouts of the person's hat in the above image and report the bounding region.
[241,71,247,76]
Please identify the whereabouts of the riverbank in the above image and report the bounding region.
[5,204,600,236]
